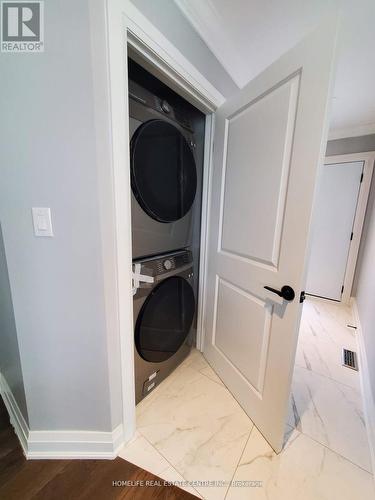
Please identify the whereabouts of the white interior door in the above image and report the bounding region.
[306,161,363,300]
[203,18,337,452]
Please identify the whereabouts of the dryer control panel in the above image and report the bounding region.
[128,79,193,132]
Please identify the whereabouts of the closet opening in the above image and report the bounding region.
[128,55,209,405]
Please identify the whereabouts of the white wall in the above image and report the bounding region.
[0,0,118,432]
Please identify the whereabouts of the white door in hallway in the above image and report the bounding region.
[306,161,364,301]
[203,17,337,452]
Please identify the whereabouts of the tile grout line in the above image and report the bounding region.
[188,352,257,419]
[198,368,225,387]
[135,427,203,498]
[223,425,254,500]
[289,423,373,475]
[295,362,362,393]
[135,351,255,499]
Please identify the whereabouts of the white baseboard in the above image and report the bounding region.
[0,372,29,455]
[0,372,124,459]
[27,423,124,459]
[352,299,375,475]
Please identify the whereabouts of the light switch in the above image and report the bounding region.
[32,207,53,237]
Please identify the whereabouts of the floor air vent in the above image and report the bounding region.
[342,348,358,371]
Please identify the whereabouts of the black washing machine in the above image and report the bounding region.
[133,249,196,403]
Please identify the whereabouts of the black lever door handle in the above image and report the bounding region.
[264,285,295,302]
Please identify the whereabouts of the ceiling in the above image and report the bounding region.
[175,0,375,138]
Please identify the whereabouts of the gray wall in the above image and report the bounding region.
[326,134,375,156]
[130,0,238,98]
[0,0,238,435]
[0,0,114,431]
[0,226,28,424]
[355,179,375,403]
[326,134,375,402]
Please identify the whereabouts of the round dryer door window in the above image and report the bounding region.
[130,120,197,222]
[135,276,196,363]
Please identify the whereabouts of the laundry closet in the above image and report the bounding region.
[108,4,337,452]
[128,58,206,403]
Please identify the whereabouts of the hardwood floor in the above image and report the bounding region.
[0,399,197,499]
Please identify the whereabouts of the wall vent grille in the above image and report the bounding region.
[342,348,358,371]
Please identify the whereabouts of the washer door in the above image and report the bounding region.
[130,120,197,223]
[135,276,196,363]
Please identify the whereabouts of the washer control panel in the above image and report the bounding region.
[136,250,193,278]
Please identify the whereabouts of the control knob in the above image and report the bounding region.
[163,259,173,270]
[161,100,170,113]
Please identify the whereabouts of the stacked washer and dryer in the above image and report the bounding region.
[129,63,204,404]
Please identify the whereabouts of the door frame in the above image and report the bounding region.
[102,0,222,445]
[323,152,375,303]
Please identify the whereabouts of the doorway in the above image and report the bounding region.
[305,153,375,302]
[288,151,375,488]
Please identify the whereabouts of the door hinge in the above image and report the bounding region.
[360,173,364,183]
[350,232,353,241]
[300,291,306,303]
[341,285,344,294]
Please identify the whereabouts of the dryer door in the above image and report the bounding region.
[130,120,197,222]
[135,276,196,363]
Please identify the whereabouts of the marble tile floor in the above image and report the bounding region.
[118,298,374,499]
[290,297,371,472]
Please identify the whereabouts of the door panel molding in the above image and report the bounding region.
[212,277,273,396]
[218,74,301,269]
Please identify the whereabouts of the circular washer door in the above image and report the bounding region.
[130,119,197,223]
[135,276,196,363]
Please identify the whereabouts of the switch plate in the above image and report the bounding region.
[32,207,53,237]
